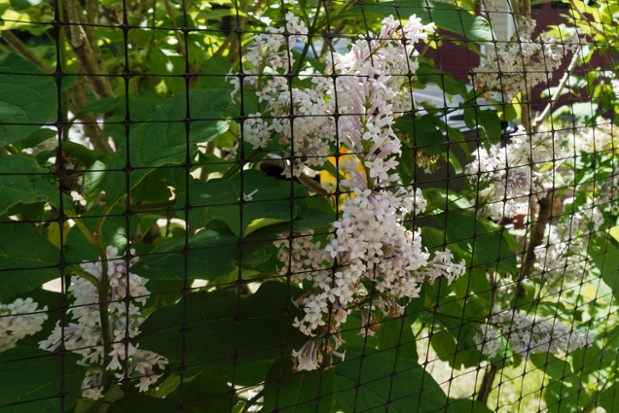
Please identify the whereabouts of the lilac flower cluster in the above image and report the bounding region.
[474,18,578,98]
[39,246,167,399]
[258,15,467,371]
[229,13,433,177]
[534,123,616,286]
[467,127,567,221]
[535,198,604,288]
[0,297,48,352]
[475,308,593,358]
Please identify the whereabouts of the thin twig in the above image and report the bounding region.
[517,191,553,297]
[531,47,582,133]
[85,0,98,24]
[162,0,186,56]
[0,30,52,72]
[297,173,328,196]
[68,80,114,153]
[476,363,499,405]
[69,265,101,287]
[214,0,266,64]
[3,24,112,152]
[62,0,114,100]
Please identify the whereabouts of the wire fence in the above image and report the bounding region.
[1,0,618,412]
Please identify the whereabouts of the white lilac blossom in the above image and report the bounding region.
[0,297,48,352]
[39,246,168,399]
[278,186,465,371]
[568,121,618,155]
[474,18,578,98]
[241,13,464,371]
[535,197,604,287]
[532,122,618,286]
[228,13,334,176]
[475,308,593,358]
[268,16,464,370]
[229,13,434,177]
[566,122,619,202]
[466,127,568,221]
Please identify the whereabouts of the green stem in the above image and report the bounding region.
[88,243,112,413]
[293,5,323,74]
[68,215,99,245]
[477,363,499,405]
[4,145,18,155]
[68,265,100,287]
[94,215,108,244]
[57,4,70,141]
[1,30,53,72]
[66,218,112,407]
[162,0,186,56]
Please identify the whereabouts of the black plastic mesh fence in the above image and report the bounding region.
[1,0,619,412]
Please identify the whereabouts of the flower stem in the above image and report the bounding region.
[68,265,100,287]
[476,363,499,405]
[94,247,113,405]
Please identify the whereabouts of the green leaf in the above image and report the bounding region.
[82,160,106,201]
[0,348,83,413]
[104,89,230,209]
[349,0,493,44]
[530,353,573,381]
[80,93,166,147]
[108,373,234,413]
[130,228,239,280]
[598,379,619,413]
[61,141,102,167]
[333,346,448,412]
[451,267,492,307]
[262,360,335,413]
[190,170,309,236]
[0,54,57,146]
[477,109,502,144]
[14,127,56,150]
[0,222,60,300]
[138,282,307,384]
[429,313,486,369]
[439,210,518,272]
[375,317,418,360]
[397,139,415,186]
[543,379,581,413]
[199,56,237,91]
[447,399,493,413]
[395,113,446,156]
[9,0,44,10]
[501,102,519,121]
[416,62,469,97]
[590,236,619,301]
[0,155,59,215]
[128,89,230,168]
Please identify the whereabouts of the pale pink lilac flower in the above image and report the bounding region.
[0,297,48,352]
[474,18,578,98]
[467,128,567,221]
[475,308,593,358]
[229,13,433,177]
[246,14,463,371]
[535,197,605,288]
[39,246,168,399]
